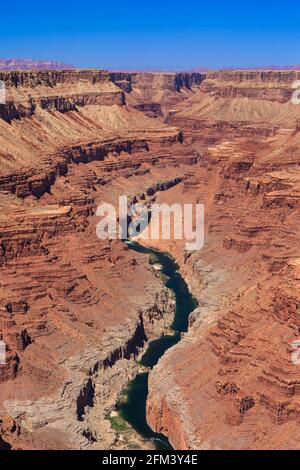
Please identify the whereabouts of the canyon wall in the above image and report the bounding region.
[110,71,206,116]
[144,70,300,450]
[0,68,196,449]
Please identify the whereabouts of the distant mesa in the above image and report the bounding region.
[222,64,300,71]
[0,58,73,70]
[1,58,300,72]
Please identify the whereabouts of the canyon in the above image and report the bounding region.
[0,68,299,450]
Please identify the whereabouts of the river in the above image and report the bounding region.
[116,241,198,450]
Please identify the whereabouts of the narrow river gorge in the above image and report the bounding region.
[114,241,198,450]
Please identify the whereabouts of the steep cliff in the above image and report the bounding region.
[0,58,72,70]
[110,71,206,116]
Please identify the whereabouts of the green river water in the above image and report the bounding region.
[116,241,198,450]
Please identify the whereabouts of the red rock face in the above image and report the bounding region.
[144,71,300,450]
[0,69,299,450]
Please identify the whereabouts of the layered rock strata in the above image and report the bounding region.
[144,70,300,450]
[0,68,197,449]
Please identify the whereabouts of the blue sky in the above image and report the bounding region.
[1,0,300,69]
